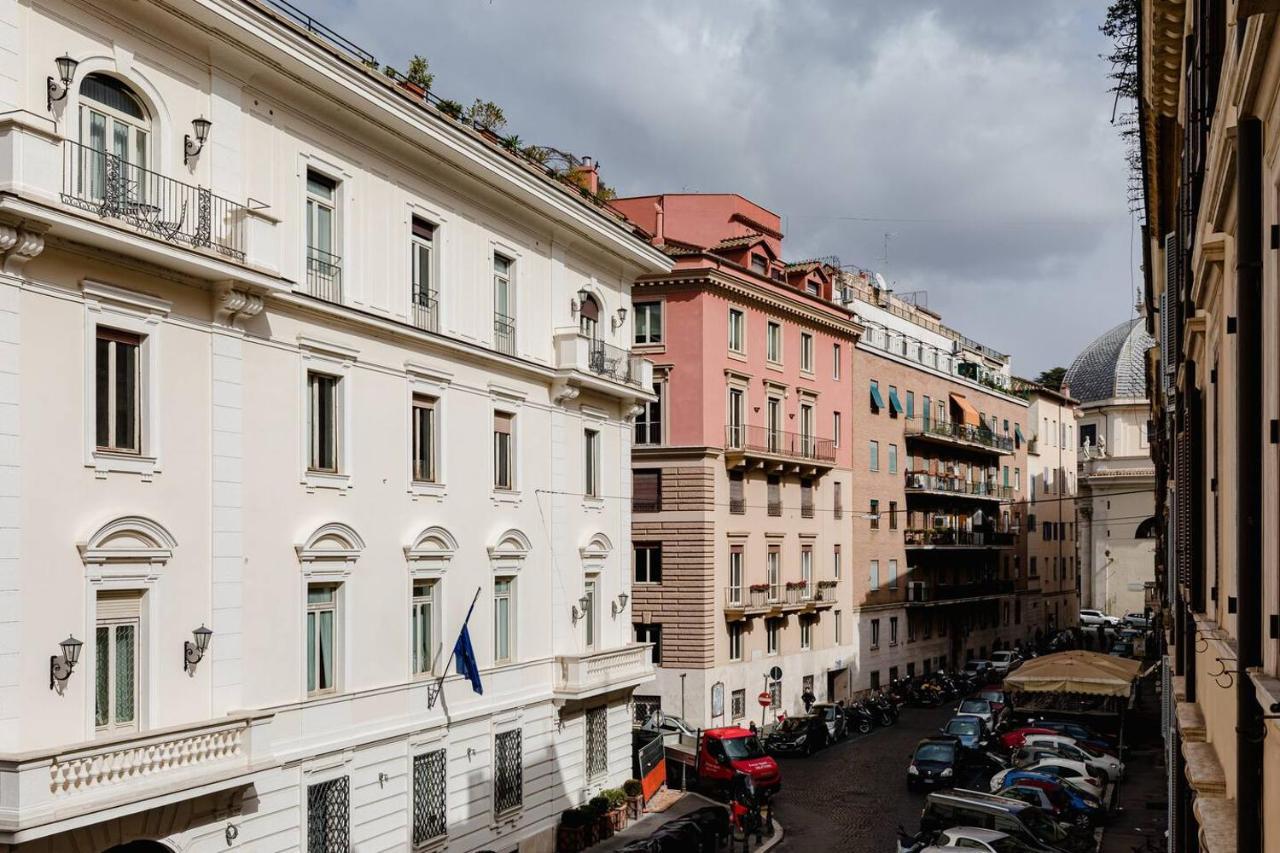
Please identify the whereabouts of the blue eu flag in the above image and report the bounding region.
[453,623,483,695]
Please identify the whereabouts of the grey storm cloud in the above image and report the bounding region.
[302,0,1139,375]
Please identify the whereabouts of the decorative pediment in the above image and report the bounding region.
[488,529,532,573]
[579,532,614,564]
[406,526,458,572]
[79,516,177,565]
[297,522,364,578]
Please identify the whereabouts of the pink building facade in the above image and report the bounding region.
[612,194,862,726]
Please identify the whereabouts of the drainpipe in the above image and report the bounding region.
[1235,114,1264,853]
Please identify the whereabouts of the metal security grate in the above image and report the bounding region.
[307,776,349,853]
[493,729,523,815]
[413,750,447,845]
[585,706,608,781]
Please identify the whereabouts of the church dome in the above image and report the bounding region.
[1063,318,1153,405]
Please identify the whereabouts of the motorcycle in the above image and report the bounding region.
[896,825,932,853]
[869,692,898,726]
[844,700,875,734]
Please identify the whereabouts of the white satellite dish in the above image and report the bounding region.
[874,272,889,290]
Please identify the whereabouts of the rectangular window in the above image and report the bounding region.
[729,469,745,514]
[833,544,842,580]
[767,546,781,601]
[584,429,600,498]
[905,391,915,419]
[888,559,899,590]
[800,478,814,518]
[833,411,842,447]
[801,545,813,596]
[585,705,608,781]
[766,618,780,655]
[732,689,746,719]
[635,381,663,445]
[727,387,745,448]
[869,440,880,472]
[493,254,515,354]
[728,308,746,353]
[1014,468,1021,491]
[411,394,437,483]
[870,379,883,413]
[307,584,338,695]
[766,397,782,452]
[833,481,843,518]
[833,343,842,379]
[871,618,880,647]
[869,498,880,530]
[411,580,436,676]
[410,217,437,332]
[583,578,598,648]
[870,670,880,690]
[922,395,932,427]
[308,371,341,473]
[494,578,515,664]
[95,328,141,453]
[870,560,880,591]
[307,776,350,853]
[767,321,782,363]
[800,616,812,649]
[493,729,523,815]
[888,443,898,474]
[751,253,768,274]
[634,543,661,584]
[305,170,341,300]
[889,500,898,530]
[493,412,514,490]
[634,301,663,344]
[633,469,662,512]
[635,623,662,664]
[889,616,899,645]
[729,622,743,661]
[412,751,447,846]
[799,404,815,457]
[800,332,814,372]
[729,545,744,603]
[835,610,843,644]
[767,475,781,516]
[94,590,140,733]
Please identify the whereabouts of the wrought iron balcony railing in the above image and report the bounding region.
[305,245,343,302]
[724,424,837,463]
[906,418,1014,453]
[904,471,1012,500]
[904,529,1017,548]
[904,579,1015,604]
[494,312,516,355]
[61,140,246,260]
[588,337,637,385]
[411,288,439,332]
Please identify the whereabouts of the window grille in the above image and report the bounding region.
[493,729,523,815]
[307,776,349,853]
[413,750,447,845]
[585,706,609,780]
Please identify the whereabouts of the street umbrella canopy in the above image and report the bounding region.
[1003,650,1141,697]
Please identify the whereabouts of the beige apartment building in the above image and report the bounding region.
[844,275,1037,687]
[1140,2,1280,852]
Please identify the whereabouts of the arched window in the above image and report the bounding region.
[81,73,150,164]
[579,295,599,338]
[1135,517,1158,539]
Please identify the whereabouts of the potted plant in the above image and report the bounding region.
[436,99,465,120]
[622,778,644,819]
[748,583,769,593]
[556,807,588,853]
[587,795,612,841]
[603,788,627,830]
[398,55,433,100]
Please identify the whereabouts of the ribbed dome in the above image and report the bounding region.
[1064,318,1153,405]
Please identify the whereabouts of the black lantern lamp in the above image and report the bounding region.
[47,54,79,112]
[49,634,83,689]
[184,116,213,165]
[184,624,213,672]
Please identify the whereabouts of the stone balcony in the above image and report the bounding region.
[0,712,274,845]
[553,643,656,703]
[553,332,655,399]
[723,583,838,619]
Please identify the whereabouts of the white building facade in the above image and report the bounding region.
[0,1,668,850]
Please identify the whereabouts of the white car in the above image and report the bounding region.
[923,826,1031,853]
[1079,609,1119,627]
[955,697,996,731]
[989,650,1022,676]
[992,755,1106,801]
[1023,733,1124,779]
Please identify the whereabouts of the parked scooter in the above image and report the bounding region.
[844,700,875,734]
[896,825,932,853]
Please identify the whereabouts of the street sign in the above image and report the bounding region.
[757,691,772,707]
[768,665,783,681]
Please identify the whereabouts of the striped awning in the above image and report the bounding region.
[950,393,980,427]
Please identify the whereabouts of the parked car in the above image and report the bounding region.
[989,651,1023,677]
[666,726,781,797]
[924,826,1048,852]
[942,715,989,751]
[1122,612,1150,629]
[1020,719,1116,752]
[764,714,828,756]
[956,697,996,731]
[908,736,961,791]
[920,790,1093,852]
[994,753,1106,801]
[998,784,1101,831]
[976,688,1009,719]
[964,659,994,683]
[809,702,847,742]
[996,771,1105,828]
[1108,640,1136,659]
[1078,609,1119,627]
[1023,734,1124,779]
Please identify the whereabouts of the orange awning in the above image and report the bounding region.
[950,393,980,427]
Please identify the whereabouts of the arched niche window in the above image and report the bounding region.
[79,515,177,580]
[579,294,600,339]
[1135,517,1158,539]
[80,73,150,169]
[405,526,458,576]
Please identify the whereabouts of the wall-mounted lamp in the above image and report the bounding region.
[571,288,592,316]
[611,307,628,331]
[611,592,629,616]
[571,594,591,623]
[183,624,213,672]
[184,116,213,165]
[47,54,79,112]
[49,634,83,690]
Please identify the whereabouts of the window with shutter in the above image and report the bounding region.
[633,469,661,512]
[729,469,745,514]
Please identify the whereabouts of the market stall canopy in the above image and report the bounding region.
[1003,650,1141,697]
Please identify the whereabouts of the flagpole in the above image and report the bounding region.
[428,585,483,709]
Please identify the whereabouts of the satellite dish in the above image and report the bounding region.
[874,272,889,290]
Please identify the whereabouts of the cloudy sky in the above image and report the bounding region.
[307,0,1138,376]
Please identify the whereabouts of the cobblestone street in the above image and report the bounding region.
[772,705,969,852]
